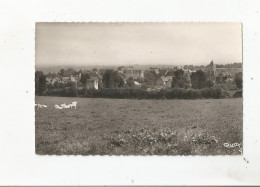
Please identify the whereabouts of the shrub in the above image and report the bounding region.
[233,90,242,98]
[45,87,78,97]
[44,87,231,99]
[200,87,230,99]
[234,72,242,89]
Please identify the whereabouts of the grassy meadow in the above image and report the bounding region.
[35,96,243,155]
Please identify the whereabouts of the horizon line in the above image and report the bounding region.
[36,62,243,67]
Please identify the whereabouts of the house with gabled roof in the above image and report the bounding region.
[157,75,173,88]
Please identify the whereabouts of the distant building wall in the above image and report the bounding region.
[86,79,98,90]
[125,70,143,80]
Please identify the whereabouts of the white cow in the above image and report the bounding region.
[35,104,42,110]
[60,103,66,108]
[55,104,63,109]
[35,103,47,110]
[63,104,71,109]
[60,103,71,109]
[70,101,77,109]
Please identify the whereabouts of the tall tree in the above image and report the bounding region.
[234,72,242,89]
[144,70,157,86]
[190,70,207,89]
[35,71,46,95]
[80,73,90,86]
[63,68,75,77]
[58,69,65,77]
[172,69,191,88]
[102,70,124,88]
[126,77,135,88]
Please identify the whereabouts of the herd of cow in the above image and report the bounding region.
[35,101,77,110]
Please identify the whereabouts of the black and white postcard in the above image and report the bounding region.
[35,22,243,156]
[1,0,260,186]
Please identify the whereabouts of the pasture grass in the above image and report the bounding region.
[35,96,242,155]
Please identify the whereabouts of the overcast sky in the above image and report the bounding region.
[35,23,242,66]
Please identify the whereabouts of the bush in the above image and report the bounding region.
[234,72,242,89]
[44,87,231,99]
[45,87,78,97]
[233,90,242,98]
[200,87,230,99]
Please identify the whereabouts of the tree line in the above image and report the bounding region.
[35,68,242,98]
[183,62,242,70]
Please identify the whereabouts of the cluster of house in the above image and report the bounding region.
[155,68,188,88]
[204,61,242,84]
[117,67,144,86]
[45,61,242,91]
[154,61,242,89]
[46,70,101,90]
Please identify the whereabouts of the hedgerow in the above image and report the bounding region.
[43,87,231,99]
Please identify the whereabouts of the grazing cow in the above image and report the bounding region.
[60,103,71,109]
[70,101,77,109]
[35,103,47,109]
[35,103,43,110]
[55,104,63,109]
[60,103,66,107]
[63,104,71,109]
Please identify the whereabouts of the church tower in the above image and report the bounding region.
[207,60,216,80]
[209,60,216,75]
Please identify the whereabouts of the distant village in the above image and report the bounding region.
[35,61,242,96]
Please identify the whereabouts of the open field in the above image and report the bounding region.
[35,96,242,155]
